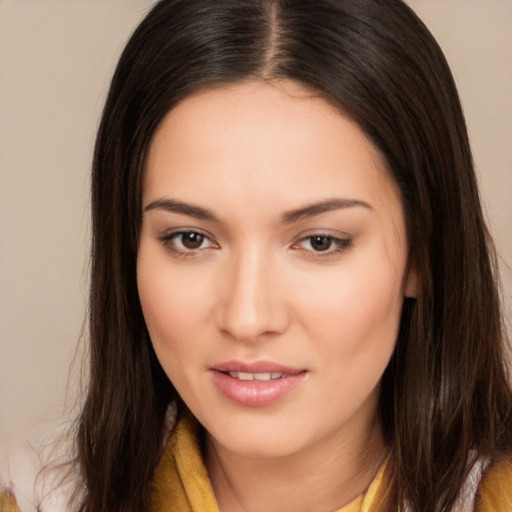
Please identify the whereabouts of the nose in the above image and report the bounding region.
[216,247,289,343]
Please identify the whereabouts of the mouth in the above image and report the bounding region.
[211,360,304,375]
[210,361,307,407]
[225,371,290,381]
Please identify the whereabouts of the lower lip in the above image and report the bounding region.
[211,371,306,407]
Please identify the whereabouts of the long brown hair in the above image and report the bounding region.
[78,0,512,510]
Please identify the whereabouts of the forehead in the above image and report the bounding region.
[144,80,401,219]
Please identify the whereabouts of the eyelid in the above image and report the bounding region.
[290,230,352,256]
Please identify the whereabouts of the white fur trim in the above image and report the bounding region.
[1,420,78,512]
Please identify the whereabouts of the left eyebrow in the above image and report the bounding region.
[280,198,372,224]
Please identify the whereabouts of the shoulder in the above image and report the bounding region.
[476,457,512,512]
[0,419,78,512]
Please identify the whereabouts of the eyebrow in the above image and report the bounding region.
[143,197,372,224]
[280,198,372,224]
[144,199,219,222]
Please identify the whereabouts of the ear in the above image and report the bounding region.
[404,261,419,298]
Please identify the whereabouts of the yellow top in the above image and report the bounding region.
[2,414,512,511]
[0,491,19,512]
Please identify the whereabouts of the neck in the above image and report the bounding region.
[204,417,387,512]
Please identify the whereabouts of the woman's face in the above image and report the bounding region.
[138,81,415,459]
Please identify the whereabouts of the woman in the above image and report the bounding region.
[2,0,511,511]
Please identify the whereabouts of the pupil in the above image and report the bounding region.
[182,233,203,249]
[311,236,331,251]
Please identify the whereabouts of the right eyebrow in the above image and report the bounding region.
[143,198,219,222]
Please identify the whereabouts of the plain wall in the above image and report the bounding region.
[1,0,511,447]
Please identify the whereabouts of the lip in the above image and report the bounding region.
[211,360,304,375]
[210,360,307,407]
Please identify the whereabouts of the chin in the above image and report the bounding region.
[210,428,305,460]
[199,407,318,460]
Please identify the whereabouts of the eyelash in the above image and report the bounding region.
[159,230,352,258]
[292,234,352,256]
[159,229,218,258]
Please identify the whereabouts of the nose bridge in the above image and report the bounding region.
[218,243,284,342]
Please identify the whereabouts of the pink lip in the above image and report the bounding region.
[210,360,307,407]
[211,360,303,375]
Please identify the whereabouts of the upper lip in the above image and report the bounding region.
[211,360,304,375]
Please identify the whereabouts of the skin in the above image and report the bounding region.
[137,80,416,512]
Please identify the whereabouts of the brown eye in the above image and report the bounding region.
[160,229,217,257]
[180,232,204,249]
[309,235,333,251]
[293,234,352,256]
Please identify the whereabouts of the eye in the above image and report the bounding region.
[160,229,217,255]
[176,231,208,250]
[308,235,335,252]
[293,234,351,255]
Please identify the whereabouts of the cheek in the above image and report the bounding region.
[136,248,212,370]
[293,254,405,361]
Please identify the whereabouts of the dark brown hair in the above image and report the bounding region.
[78,0,512,510]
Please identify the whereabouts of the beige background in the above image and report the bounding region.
[1,1,511,447]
